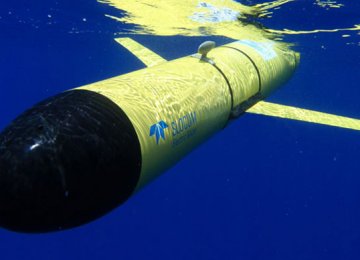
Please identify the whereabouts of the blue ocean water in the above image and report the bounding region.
[0,0,360,259]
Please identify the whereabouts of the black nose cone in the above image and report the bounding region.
[0,90,141,233]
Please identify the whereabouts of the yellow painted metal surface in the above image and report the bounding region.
[248,101,360,131]
[223,40,299,98]
[115,38,166,67]
[76,39,297,189]
[114,36,360,144]
[78,57,231,189]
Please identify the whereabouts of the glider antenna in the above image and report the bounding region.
[198,41,216,60]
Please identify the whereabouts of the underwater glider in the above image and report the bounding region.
[0,37,359,233]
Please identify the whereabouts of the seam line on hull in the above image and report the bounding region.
[218,46,262,92]
[190,56,234,121]
[211,63,234,119]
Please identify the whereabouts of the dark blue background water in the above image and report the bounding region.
[1,0,360,259]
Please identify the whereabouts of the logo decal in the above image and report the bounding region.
[150,121,168,144]
[236,40,276,61]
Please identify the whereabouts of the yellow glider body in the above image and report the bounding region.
[118,37,360,132]
[77,38,298,189]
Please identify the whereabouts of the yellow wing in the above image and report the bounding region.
[248,101,360,131]
[115,37,360,132]
[115,38,166,67]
